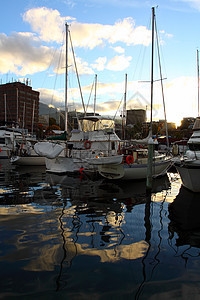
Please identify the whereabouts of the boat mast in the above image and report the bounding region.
[150,7,155,136]
[146,7,155,191]
[197,49,199,117]
[94,74,97,116]
[122,73,127,140]
[31,100,35,136]
[65,23,69,133]
[16,88,19,125]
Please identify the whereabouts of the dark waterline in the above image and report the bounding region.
[0,159,200,299]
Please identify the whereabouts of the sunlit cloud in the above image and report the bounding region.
[38,88,65,108]
[38,74,199,126]
[91,57,107,71]
[23,7,75,43]
[106,55,132,71]
[111,46,125,54]
[0,32,55,76]
[23,8,152,49]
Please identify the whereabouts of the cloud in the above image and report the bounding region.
[91,57,107,71]
[38,88,64,107]
[111,46,125,54]
[0,7,161,77]
[0,32,56,75]
[69,17,152,49]
[23,8,152,49]
[106,55,132,71]
[23,7,75,43]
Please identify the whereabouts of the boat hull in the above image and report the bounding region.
[10,155,46,166]
[45,157,93,174]
[0,148,10,158]
[98,158,172,180]
[85,155,123,165]
[175,163,200,192]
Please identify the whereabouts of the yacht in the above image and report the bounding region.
[175,117,200,192]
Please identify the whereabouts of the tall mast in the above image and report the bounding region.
[16,88,18,125]
[32,100,35,135]
[65,23,69,132]
[122,73,127,140]
[197,49,199,117]
[94,74,97,115]
[146,7,155,191]
[150,7,155,135]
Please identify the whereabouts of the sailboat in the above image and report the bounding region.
[34,23,122,174]
[9,103,45,166]
[175,50,200,192]
[96,7,173,181]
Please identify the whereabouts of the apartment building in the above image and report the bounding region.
[0,81,39,133]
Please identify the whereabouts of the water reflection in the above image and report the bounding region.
[169,186,200,248]
[2,160,200,299]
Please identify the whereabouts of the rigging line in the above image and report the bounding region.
[56,201,67,291]
[130,13,151,83]
[41,30,65,89]
[86,78,95,113]
[68,31,86,115]
[149,193,167,279]
[155,17,169,149]
[113,95,124,121]
[50,41,64,107]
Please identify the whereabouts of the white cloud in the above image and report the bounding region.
[111,46,125,54]
[23,8,152,49]
[91,57,107,71]
[0,32,56,75]
[23,7,75,43]
[70,17,152,49]
[106,55,132,71]
[38,88,64,107]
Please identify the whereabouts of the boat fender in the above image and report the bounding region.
[126,155,134,165]
[79,167,84,174]
[84,140,91,149]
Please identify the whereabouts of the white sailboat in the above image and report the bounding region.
[34,24,122,174]
[97,7,173,181]
[175,118,200,192]
[0,126,23,158]
[174,50,200,192]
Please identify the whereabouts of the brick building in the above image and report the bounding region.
[0,81,39,133]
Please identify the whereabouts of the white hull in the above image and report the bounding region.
[85,155,123,165]
[0,147,11,158]
[11,155,46,166]
[98,158,172,180]
[45,157,78,173]
[45,155,101,174]
[175,163,200,192]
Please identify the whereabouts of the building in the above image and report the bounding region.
[126,109,146,125]
[0,81,39,133]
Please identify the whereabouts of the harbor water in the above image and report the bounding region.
[0,159,200,299]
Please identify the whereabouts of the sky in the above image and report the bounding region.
[1,0,200,126]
